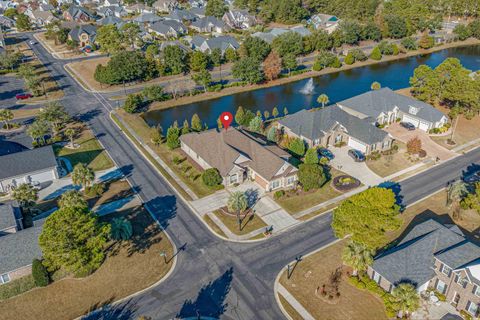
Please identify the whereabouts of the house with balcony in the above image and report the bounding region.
[369,219,480,317]
[180,128,298,191]
[337,88,448,132]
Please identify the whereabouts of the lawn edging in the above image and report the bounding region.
[274,238,344,320]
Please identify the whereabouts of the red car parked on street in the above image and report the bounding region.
[15,93,33,100]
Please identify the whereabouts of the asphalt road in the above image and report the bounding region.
[11,32,480,320]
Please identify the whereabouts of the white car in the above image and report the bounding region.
[29,40,36,45]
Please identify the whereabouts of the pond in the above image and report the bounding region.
[143,45,480,129]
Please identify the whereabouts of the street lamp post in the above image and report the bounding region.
[159,251,167,264]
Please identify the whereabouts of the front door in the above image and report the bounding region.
[452,292,460,307]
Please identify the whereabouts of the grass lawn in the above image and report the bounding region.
[53,124,114,172]
[278,295,303,320]
[203,215,227,238]
[11,42,64,102]
[116,110,221,198]
[280,240,388,320]
[11,108,42,120]
[35,32,85,59]
[276,169,344,214]
[212,209,267,236]
[0,206,174,320]
[0,275,35,301]
[366,142,413,178]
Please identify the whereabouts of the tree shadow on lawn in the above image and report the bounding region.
[176,267,233,319]
[82,297,139,320]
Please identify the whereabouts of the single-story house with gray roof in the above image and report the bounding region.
[277,105,393,154]
[191,35,239,54]
[0,146,58,193]
[369,219,480,317]
[190,16,228,33]
[337,87,448,132]
[0,218,44,284]
[149,20,187,38]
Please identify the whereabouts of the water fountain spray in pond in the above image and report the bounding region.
[300,78,315,94]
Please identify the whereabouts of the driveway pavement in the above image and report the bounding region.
[330,146,382,186]
[386,123,456,160]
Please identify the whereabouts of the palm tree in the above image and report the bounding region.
[58,190,87,209]
[27,119,50,145]
[110,218,133,241]
[227,191,248,231]
[371,81,381,90]
[39,102,70,136]
[71,163,95,190]
[447,180,468,220]
[317,94,329,108]
[341,240,374,276]
[0,109,14,130]
[12,183,38,210]
[392,283,420,317]
[65,128,76,148]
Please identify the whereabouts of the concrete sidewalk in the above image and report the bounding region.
[277,284,315,320]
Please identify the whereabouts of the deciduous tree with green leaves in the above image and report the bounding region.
[96,25,123,54]
[297,163,326,191]
[332,187,401,249]
[192,69,212,92]
[288,137,305,158]
[166,125,181,149]
[232,57,264,84]
[205,0,228,18]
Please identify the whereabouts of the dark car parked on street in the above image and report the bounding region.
[348,149,365,162]
[318,147,334,160]
[400,121,416,131]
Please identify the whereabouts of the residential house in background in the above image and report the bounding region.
[0,218,44,284]
[96,5,126,18]
[308,13,340,33]
[165,8,196,22]
[0,15,15,29]
[97,15,124,28]
[28,10,58,27]
[125,3,153,14]
[132,12,162,24]
[222,9,256,29]
[369,219,480,318]
[152,0,178,13]
[190,16,228,33]
[149,19,187,39]
[63,5,95,22]
[180,128,298,191]
[159,40,190,53]
[337,88,448,132]
[0,146,58,194]
[277,106,393,155]
[68,24,97,48]
[38,3,55,11]
[189,7,205,18]
[252,26,311,44]
[191,34,239,53]
[189,0,206,8]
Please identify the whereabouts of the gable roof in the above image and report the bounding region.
[338,88,446,123]
[0,146,57,180]
[180,128,295,180]
[191,15,225,30]
[97,15,124,27]
[0,219,44,275]
[372,219,480,288]
[133,12,162,23]
[68,24,97,42]
[67,5,94,19]
[165,8,196,22]
[0,203,20,233]
[278,106,389,145]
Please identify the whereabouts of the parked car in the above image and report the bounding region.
[463,170,480,183]
[348,149,365,162]
[400,121,416,131]
[29,40,36,45]
[318,147,334,160]
[15,93,33,100]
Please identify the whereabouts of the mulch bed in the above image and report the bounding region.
[332,175,361,192]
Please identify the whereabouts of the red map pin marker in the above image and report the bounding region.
[220,112,233,130]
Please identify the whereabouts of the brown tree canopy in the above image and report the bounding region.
[263,51,282,81]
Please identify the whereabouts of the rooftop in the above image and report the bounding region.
[0,146,57,180]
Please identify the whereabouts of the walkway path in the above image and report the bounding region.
[277,284,315,320]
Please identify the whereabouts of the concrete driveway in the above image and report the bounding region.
[329,146,382,186]
[386,123,456,160]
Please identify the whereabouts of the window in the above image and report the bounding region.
[436,280,447,294]
[229,174,238,184]
[286,176,295,186]
[0,273,10,284]
[473,285,480,297]
[383,140,390,149]
[271,180,280,190]
[441,264,452,277]
[456,274,468,288]
[467,301,479,316]
[409,105,419,115]
[373,271,382,284]
[335,134,342,143]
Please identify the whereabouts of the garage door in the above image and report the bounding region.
[29,170,55,184]
[347,137,367,153]
[419,121,430,132]
[402,115,420,127]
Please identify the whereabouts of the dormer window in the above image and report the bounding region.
[409,106,419,115]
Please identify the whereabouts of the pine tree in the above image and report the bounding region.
[272,107,279,118]
[191,113,202,131]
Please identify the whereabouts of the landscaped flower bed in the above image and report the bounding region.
[332,175,360,192]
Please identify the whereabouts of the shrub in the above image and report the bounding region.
[110,217,133,241]
[298,164,326,191]
[288,138,306,158]
[123,94,143,113]
[418,149,427,158]
[0,275,36,300]
[85,183,105,197]
[460,310,473,320]
[401,37,418,51]
[334,141,346,147]
[350,49,367,61]
[202,168,222,187]
[273,190,285,200]
[406,136,422,154]
[32,258,49,287]
[369,47,382,60]
[344,52,355,65]
[367,151,381,161]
